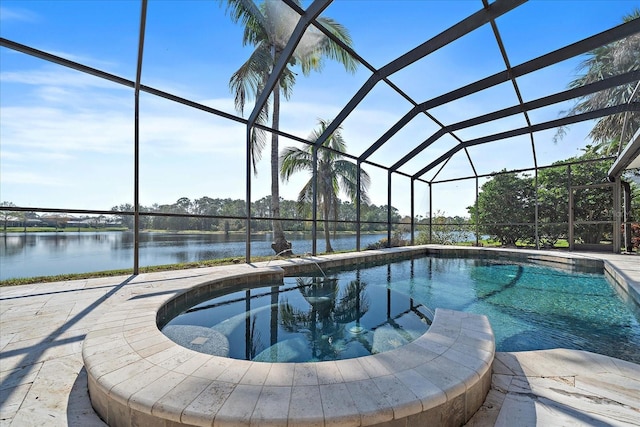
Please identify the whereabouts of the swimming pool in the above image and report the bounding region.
[161,254,640,364]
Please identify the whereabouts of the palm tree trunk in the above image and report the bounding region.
[270,79,292,255]
[323,201,333,253]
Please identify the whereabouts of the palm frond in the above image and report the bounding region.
[557,11,640,151]
[280,146,313,181]
[296,179,314,215]
[249,100,269,174]
[295,17,358,76]
[278,65,297,100]
[217,0,268,41]
[229,42,274,173]
[229,42,273,113]
[316,17,359,73]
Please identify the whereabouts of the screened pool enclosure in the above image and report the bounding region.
[1,0,639,276]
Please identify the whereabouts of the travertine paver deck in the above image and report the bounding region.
[467,349,640,426]
[1,246,639,426]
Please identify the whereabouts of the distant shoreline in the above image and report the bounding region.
[1,228,388,235]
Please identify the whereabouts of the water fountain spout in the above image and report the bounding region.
[266,249,296,266]
[266,251,326,278]
[302,252,327,278]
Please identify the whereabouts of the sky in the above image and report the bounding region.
[0,0,638,217]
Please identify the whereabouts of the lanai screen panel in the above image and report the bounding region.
[387,25,507,104]
[368,114,438,169]
[142,1,245,118]
[138,93,246,208]
[338,82,417,159]
[0,57,135,210]
[431,180,479,218]
[465,135,535,176]
[0,0,140,79]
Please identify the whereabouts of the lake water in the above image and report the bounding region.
[0,231,388,280]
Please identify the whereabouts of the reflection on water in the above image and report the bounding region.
[0,231,387,280]
[162,273,431,362]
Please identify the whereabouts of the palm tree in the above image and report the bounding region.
[556,8,640,154]
[218,0,358,255]
[280,118,370,252]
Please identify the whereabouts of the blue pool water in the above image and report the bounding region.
[163,274,431,362]
[162,256,640,363]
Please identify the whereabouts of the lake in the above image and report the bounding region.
[0,231,388,280]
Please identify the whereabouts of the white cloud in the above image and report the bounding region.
[0,6,39,23]
[0,150,25,161]
[0,171,64,186]
[0,68,129,91]
[0,149,72,162]
[1,106,133,154]
[139,114,245,155]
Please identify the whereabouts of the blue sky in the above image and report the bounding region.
[1,0,637,217]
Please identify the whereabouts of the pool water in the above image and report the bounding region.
[163,274,431,362]
[162,256,640,364]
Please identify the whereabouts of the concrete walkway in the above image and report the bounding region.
[1,249,639,426]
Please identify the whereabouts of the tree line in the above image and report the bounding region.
[110,195,401,234]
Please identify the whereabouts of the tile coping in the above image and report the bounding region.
[81,246,635,427]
